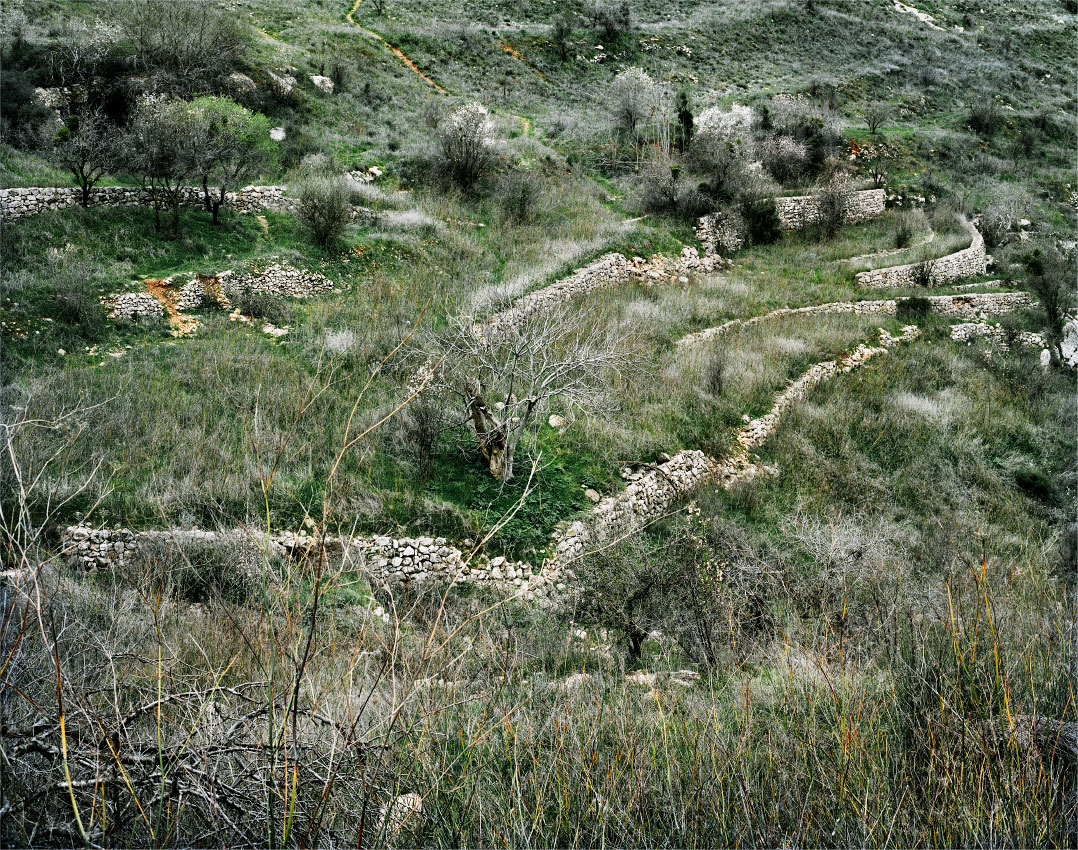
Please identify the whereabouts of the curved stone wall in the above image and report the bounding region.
[855,218,987,288]
[676,291,1035,348]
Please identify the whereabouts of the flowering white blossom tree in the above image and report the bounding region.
[438,101,497,189]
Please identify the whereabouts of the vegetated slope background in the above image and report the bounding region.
[0,0,1075,847]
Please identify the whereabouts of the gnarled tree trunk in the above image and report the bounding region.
[466,377,508,480]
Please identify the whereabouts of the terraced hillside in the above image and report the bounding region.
[1,0,1075,846]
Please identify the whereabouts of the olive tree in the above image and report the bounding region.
[192,96,275,224]
[52,110,117,207]
[429,310,637,482]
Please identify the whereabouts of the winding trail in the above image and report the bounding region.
[345,0,445,92]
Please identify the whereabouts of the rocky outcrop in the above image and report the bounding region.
[856,218,987,288]
[676,291,1034,348]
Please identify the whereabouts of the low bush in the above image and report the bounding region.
[497,169,543,223]
[293,173,352,246]
[897,295,933,321]
[232,287,294,325]
[969,97,1005,137]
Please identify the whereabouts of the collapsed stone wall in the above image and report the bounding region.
[855,218,987,288]
[774,188,885,230]
[676,291,1034,348]
[950,322,1046,349]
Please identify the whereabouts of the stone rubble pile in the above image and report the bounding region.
[950,322,1046,349]
[856,218,988,288]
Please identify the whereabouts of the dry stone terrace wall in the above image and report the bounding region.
[61,526,568,603]
[0,185,295,221]
[856,218,988,288]
[476,247,727,341]
[60,329,919,602]
[774,188,885,230]
[0,170,384,222]
[676,291,1035,348]
[695,189,885,252]
[548,326,921,569]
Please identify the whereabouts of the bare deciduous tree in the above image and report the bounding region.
[428,311,637,482]
[125,95,203,234]
[51,110,117,207]
[865,101,891,135]
[118,0,248,94]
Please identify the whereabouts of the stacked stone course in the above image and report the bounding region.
[856,218,987,288]
[548,326,921,569]
[677,291,1034,348]
[62,526,567,604]
[1,170,381,222]
[477,247,727,341]
[774,188,885,230]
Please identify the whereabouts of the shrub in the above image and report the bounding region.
[893,211,916,249]
[0,68,56,149]
[585,0,631,39]
[396,399,444,482]
[703,349,726,396]
[969,97,1004,136]
[233,287,293,325]
[128,537,259,605]
[740,193,781,245]
[816,174,852,238]
[912,258,936,288]
[293,173,352,246]
[436,101,497,189]
[497,169,543,223]
[980,189,1028,252]
[637,152,680,213]
[759,133,808,185]
[675,184,713,220]
[897,296,932,321]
